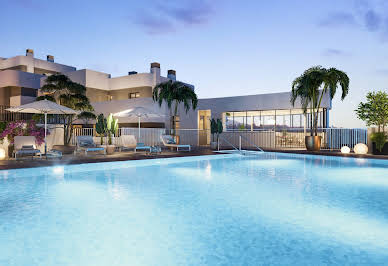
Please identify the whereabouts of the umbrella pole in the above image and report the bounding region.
[138,116,141,142]
[44,112,47,157]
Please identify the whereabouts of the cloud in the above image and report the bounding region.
[131,0,215,35]
[322,49,349,57]
[318,1,388,42]
[133,13,175,35]
[159,1,214,26]
[318,12,356,27]
[364,9,381,31]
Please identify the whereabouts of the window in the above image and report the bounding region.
[129,92,140,99]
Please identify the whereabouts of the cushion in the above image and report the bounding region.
[80,141,95,147]
[22,145,34,150]
[167,139,176,144]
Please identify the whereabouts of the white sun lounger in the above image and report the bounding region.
[119,135,152,152]
[13,136,42,159]
[160,135,191,151]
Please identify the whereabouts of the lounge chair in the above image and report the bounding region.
[135,142,152,153]
[119,135,152,153]
[160,135,191,151]
[75,136,106,155]
[119,135,137,151]
[13,136,42,159]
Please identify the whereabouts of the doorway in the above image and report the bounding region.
[198,110,211,145]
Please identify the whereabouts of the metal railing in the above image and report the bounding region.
[70,127,368,151]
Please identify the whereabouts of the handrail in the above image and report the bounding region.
[219,135,241,153]
[239,135,264,152]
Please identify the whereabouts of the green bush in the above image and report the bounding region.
[371,132,387,152]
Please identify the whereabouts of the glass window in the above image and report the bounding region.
[129,92,140,99]
[225,112,234,130]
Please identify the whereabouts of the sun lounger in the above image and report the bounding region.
[75,136,106,155]
[135,142,152,153]
[13,136,42,159]
[160,135,191,151]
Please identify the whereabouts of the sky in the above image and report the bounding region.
[1,0,388,128]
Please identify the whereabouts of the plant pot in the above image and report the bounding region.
[210,141,218,150]
[52,145,76,155]
[305,136,322,151]
[8,145,14,158]
[372,142,388,155]
[106,145,115,155]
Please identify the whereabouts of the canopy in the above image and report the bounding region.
[6,100,78,155]
[113,107,164,141]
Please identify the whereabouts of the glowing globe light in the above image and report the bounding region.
[354,143,368,155]
[0,148,5,160]
[341,146,350,154]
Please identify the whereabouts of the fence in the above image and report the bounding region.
[70,127,367,151]
[71,127,165,146]
[219,128,367,150]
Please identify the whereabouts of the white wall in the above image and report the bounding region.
[0,70,42,89]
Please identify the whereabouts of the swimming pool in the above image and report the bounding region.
[0,153,388,265]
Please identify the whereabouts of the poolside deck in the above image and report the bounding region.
[0,149,221,170]
[0,148,387,171]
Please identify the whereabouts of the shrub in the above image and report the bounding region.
[370,132,387,152]
[0,120,47,146]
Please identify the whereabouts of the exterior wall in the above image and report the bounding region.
[108,86,152,101]
[178,91,332,129]
[91,97,169,125]
[0,55,76,74]
[0,70,42,89]
[109,73,154,90]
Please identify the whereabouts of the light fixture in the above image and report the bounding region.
[354,143,368,155]
[0,148,5,160]
[341,146,350,154]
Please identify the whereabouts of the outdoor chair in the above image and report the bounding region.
[160,135,191,151]
[75,136,106,155]
[13,136,42,159]
[119,135,152,153]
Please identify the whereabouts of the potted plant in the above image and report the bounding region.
[95,114,107,146]
[291,66,349,151]
[216,118,223,150]
[356,91,388,155]
[106,113,118,154]
[210,118,218,149]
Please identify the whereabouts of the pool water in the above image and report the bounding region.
[1,153,388,265]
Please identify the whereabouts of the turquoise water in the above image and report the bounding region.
[1,153,388,265]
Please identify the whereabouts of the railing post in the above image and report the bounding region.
[239,135,242,151]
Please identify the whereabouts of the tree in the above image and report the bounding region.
[355,91,388,152]
[355,91,388,132]
[37,74,94,145]
[152,80,198,133]
[291,66,349,136]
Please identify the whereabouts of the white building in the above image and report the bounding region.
[0,49,331,133]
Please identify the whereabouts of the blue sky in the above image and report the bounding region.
[1,0,388,127]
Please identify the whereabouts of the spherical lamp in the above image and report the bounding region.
[341,146,350,154]
[354,143,368,155]
[0,148,6,160]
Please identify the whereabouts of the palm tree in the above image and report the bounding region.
[291,66,349,136]
[153,80,198,133]
[37,74,94,145]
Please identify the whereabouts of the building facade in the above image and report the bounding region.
[0,49,332,133]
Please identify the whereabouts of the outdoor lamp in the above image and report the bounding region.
[341,146,350,154]
[354,143,368,155]
[0,148,6,160]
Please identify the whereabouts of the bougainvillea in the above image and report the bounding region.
[0,120,47,146]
